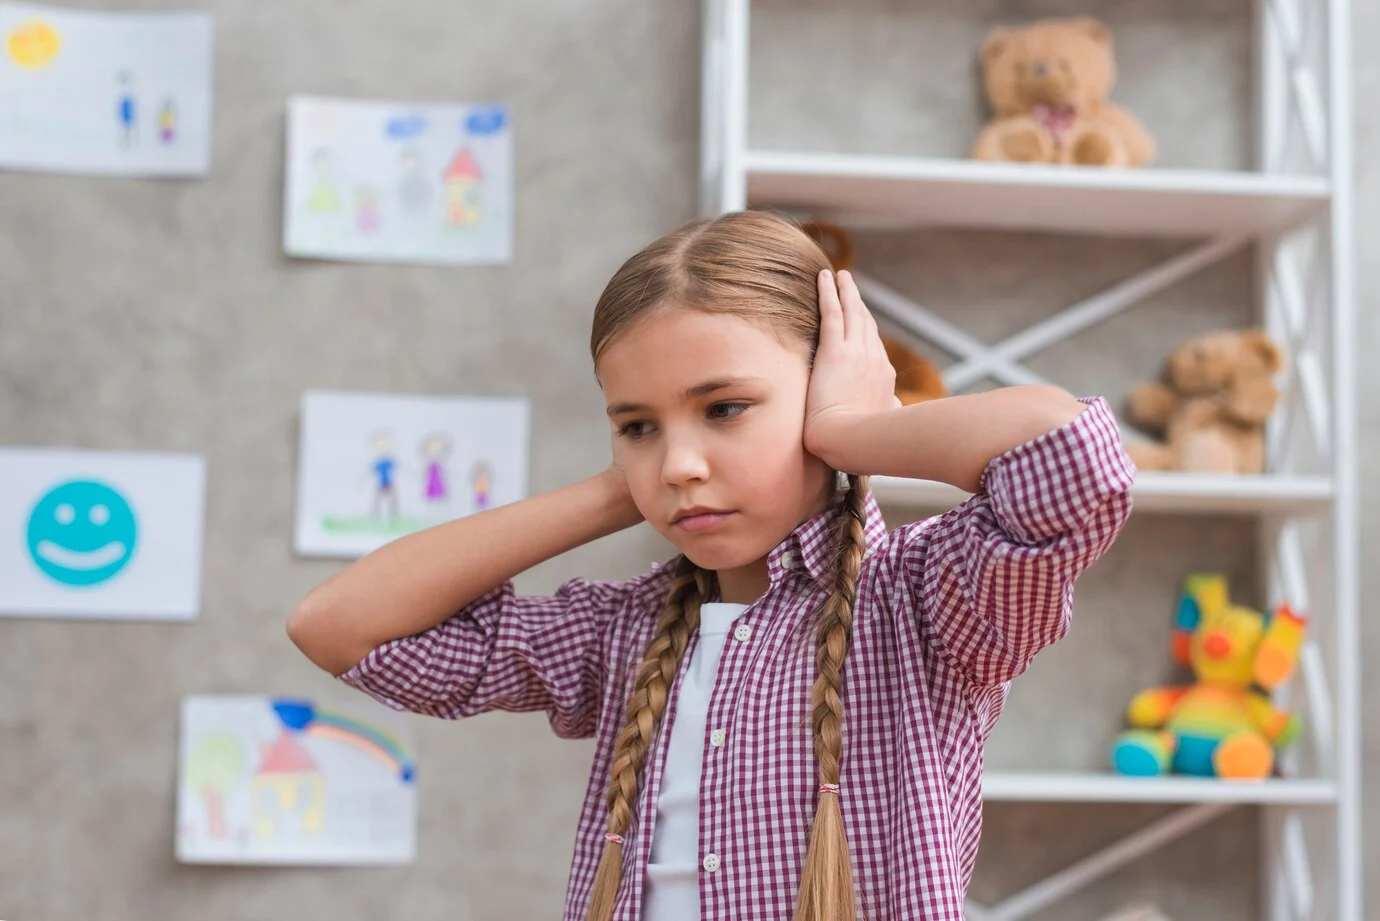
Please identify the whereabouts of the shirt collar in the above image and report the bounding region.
[765,487,890,590]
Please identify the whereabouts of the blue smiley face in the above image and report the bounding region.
[26,479,138,587]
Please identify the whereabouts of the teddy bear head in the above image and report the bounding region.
[1173,573,1305,692]
[980,16,1117,117]
[1163,328,1284,424]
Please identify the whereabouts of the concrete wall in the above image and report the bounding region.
[2,1,1376,919]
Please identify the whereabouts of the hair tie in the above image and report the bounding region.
[604,832,625,845]
[818,783,840,795]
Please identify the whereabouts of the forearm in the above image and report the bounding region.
[807,385,1087,492]
[288,470,642,676]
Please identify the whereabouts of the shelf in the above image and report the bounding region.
[744,151,1331,239]
[869,472,1332,516]
[983,771,1338,805]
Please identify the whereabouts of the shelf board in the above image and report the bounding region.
[983,771,1338,805]
[744,150,1331,238]
[869,472,1332,516]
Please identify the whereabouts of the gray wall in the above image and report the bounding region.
[0,1,1374,919]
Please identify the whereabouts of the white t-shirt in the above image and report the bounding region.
[642,601,748,920]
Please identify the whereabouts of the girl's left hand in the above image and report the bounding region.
[804,269,900,460]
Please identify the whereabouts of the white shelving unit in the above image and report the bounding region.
[700,1,1359,919]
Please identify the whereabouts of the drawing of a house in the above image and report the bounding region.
[442,147,482,227]
[252,730,324,838]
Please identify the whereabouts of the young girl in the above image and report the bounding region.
[288,211,1135,921]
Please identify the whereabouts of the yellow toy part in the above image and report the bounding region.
[1112,574,1304,779]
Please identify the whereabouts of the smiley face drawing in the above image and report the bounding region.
[26,480,138,587]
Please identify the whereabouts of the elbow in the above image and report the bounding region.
[287,591,356,678]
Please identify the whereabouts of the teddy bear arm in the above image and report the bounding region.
[1223,377,1280,425]
[972,114,1056,163]
[1127,686,1190,727]
[1127,380,1179,430]
[1093,102,1157,167]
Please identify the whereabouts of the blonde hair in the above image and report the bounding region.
[586,210,870,921]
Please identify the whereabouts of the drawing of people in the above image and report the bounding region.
[418,433,451,505]
[116,71,137,147]
[471,460,493,512]
[397,146,431,213]
[368,431,400,520]
[354,185,380,234]
[158,97,176,144]
[306,148,341,213]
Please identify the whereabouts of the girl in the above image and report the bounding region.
[288,211,1135,921]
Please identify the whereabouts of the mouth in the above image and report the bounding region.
[671,506,736,534]
[36,540,128,570]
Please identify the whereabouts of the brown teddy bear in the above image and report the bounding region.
[801,219,948,405]
[1125,329,1284,475]
[971,16,1156,168]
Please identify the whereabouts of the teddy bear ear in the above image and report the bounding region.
[1070,16,1112,46]
[1240,329,1285,373]
[980,28,1011,66]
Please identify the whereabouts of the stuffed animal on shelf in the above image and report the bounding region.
[971,16,1156,167]
[1112,573,1304,780]
[801,219,948,405]
[1124,328,1284,475]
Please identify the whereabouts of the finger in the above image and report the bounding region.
[817,269,846,346]
[838,270,880,352]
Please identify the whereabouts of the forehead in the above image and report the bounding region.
[597,309,808,397]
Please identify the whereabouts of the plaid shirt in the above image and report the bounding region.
[340,396,1134,920]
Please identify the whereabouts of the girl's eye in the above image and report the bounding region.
[708,402,749,421]
[618,421,653,440]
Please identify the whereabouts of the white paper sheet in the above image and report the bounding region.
[284,95,513,266]
[176,694,417,866]
[294,389,530,558]
[0,2,213,176]
[0,446,205,620]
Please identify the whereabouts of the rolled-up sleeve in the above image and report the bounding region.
[898,396,1135,687]
[338,573,654,739]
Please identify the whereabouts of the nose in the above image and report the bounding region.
[1032,61,1048,77]
[661,431,709,486]
[1203,633,1231,660]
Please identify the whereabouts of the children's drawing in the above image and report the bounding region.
[0,3,213,176]
[471,459,492,513]
[442,146,482,227]
[0,447,205,620]
[397,145,430,213]
[366,430,400,520]
[177,695,417,865]
[116,69,136,146]
[305,148,340,213]
[157,95,175,143]
[354,183,380,233]
[284,95,512,266]
[419,432,451,506]
[294,390,529,558]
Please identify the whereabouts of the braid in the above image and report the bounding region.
[583,555,710,921]
[794,474,869,921]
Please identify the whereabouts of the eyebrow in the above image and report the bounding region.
[605,376,768,417]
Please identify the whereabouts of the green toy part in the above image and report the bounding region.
[1111,573,1305,780]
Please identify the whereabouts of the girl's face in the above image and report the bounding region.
[598,309,833,580]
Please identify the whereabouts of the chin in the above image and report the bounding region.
[666,533,762,573]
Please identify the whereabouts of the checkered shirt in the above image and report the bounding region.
[340,396,1135,919]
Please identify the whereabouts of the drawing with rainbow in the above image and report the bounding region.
[271,697,416,784]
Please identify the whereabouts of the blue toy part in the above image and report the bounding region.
[1112,730,1174,777]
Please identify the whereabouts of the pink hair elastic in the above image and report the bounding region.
[605,832,625,845]
[818,783,841,795]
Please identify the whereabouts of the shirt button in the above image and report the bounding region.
[703,853,721,873]
[781,550,800,569]
[733,623,752,643]
[710,728,727,748]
